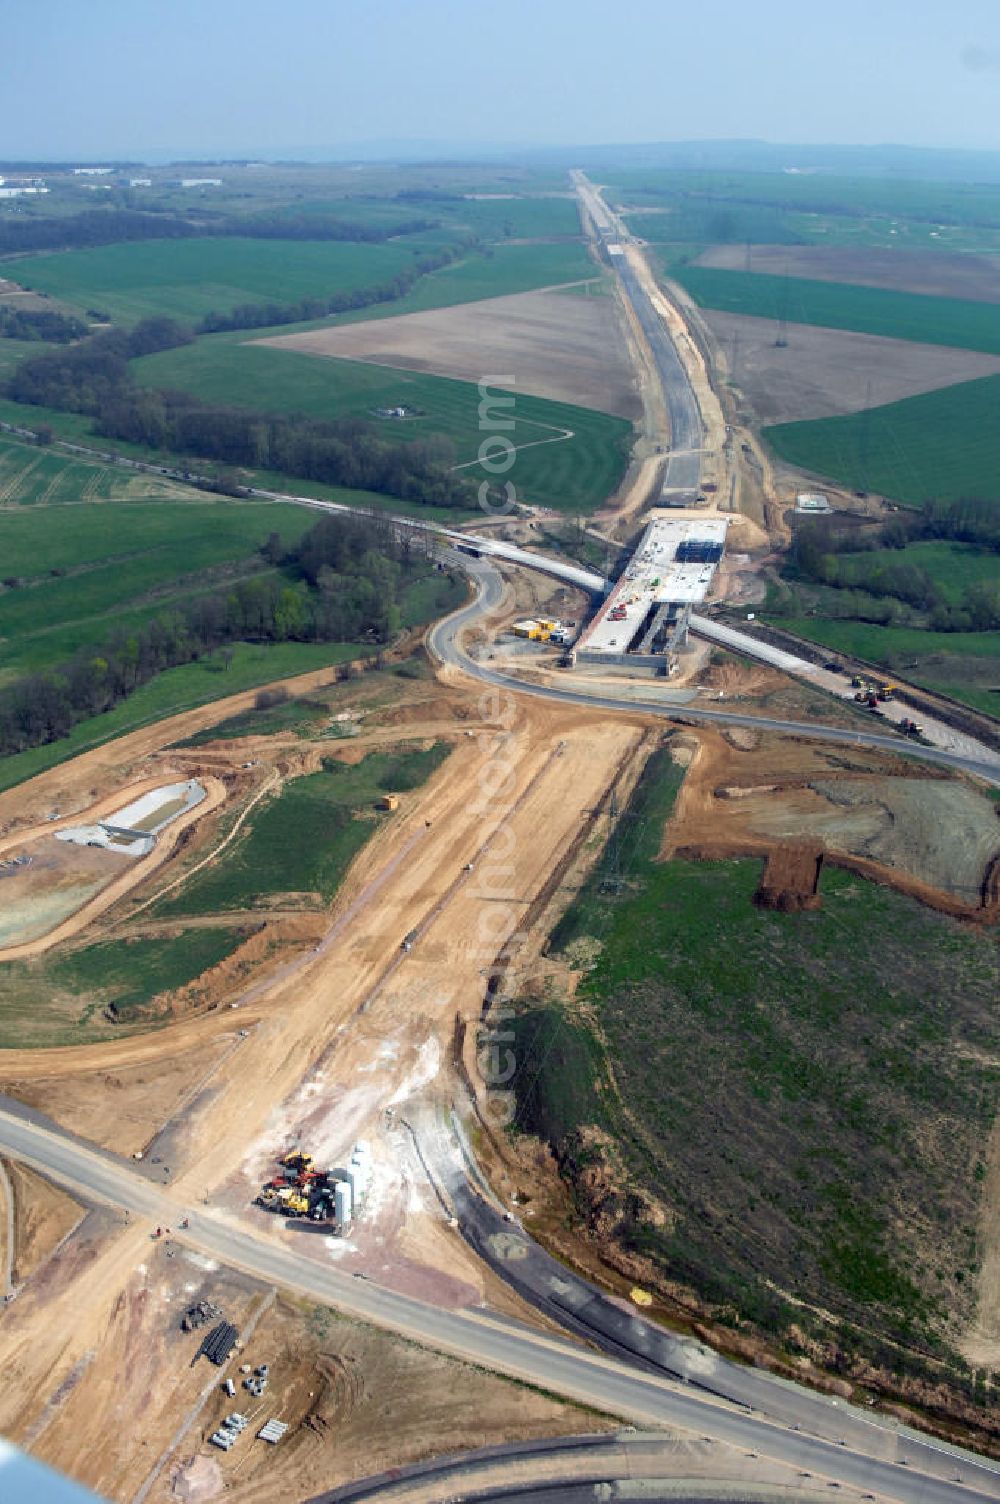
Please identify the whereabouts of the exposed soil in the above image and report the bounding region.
[697,243,1000,303]
[662,727,1000,920]
[750,777,1000,900]
[3,1159,84,1286]
[753,844,824,911]
[1,1229,268,1500]
[2,1031,243,1155]
[158,1296,603,1504]
[690,656,872,730]
[701,309,1000,423]
[0,691,644,1501]
[0,774,227,960]
[254,286,641,419]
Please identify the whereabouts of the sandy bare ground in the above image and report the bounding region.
[659,726,1000,920]
[3,1160,84,1288]
[2,1032,243,1156]
[736,775,1000,900]
[0,774,227,960]
[701,309,1000,423]
[253,286,641,419]
[160,1296,604,1504]
[0,700,645,1486]
[697,243,1000,303]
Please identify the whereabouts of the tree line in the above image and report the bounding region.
[0,512,443,758]
[785,501,1000,632]
[196,241,469,333]
[0,206,441,257]
[7,319,474,510]
[0,306,88,343]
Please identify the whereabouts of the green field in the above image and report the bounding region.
[0,639,366,795]
[835,541,1000,604]
[0,429,202,507]
[0,497,328,683]
[6,237,595,330]
[432,195,582,241]
[0,404,487,522]
[155,743,449,916]
[514,746,999,1382]
[0,340,40,380]
[7,238,432,325]
[666,264,1000,355]
[766,539,1000,714]
[326,240,598,326]
[764,375,1000,508]
[606,168,1000,253]
[0,927,244,1047]
[133,337,632,513]
[174,656,434,749]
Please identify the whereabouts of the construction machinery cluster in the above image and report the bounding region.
[849,674,924,735]
[256,1145,371,1231]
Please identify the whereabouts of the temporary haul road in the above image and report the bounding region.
[0,1106,996,1504]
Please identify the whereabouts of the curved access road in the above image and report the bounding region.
[309,1430,820,1504]
[428,553,1000,786]
[0,1106,995,1504]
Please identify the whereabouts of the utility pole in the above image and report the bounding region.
[774,261,790,348]
[857,379,874,495]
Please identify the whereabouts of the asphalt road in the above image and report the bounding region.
[310,1429,821,1504]
[11,421,998,784]
[572,172,702,499]
[413,1107,998,1488]
[0,1109,996,1503]
[429,553,1000,786]
[616,255,703,498]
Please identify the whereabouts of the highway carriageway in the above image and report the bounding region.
[0,1114,998,1502]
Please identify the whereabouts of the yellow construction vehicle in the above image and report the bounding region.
[284,1192,310,1216]
[282,1151,313,1172]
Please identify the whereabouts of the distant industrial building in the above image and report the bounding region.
[128,177,152,188]
[176,177,223,188]
[72,166,113,175]
[0,175,49,198]
[575,514,728,672]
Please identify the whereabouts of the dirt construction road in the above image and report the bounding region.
[0,700,646,1492]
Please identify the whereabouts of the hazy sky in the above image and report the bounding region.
[2,0,998,159]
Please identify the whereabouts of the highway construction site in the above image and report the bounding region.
[0,174,997,1504]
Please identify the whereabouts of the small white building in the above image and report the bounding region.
[796,492,832,514]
